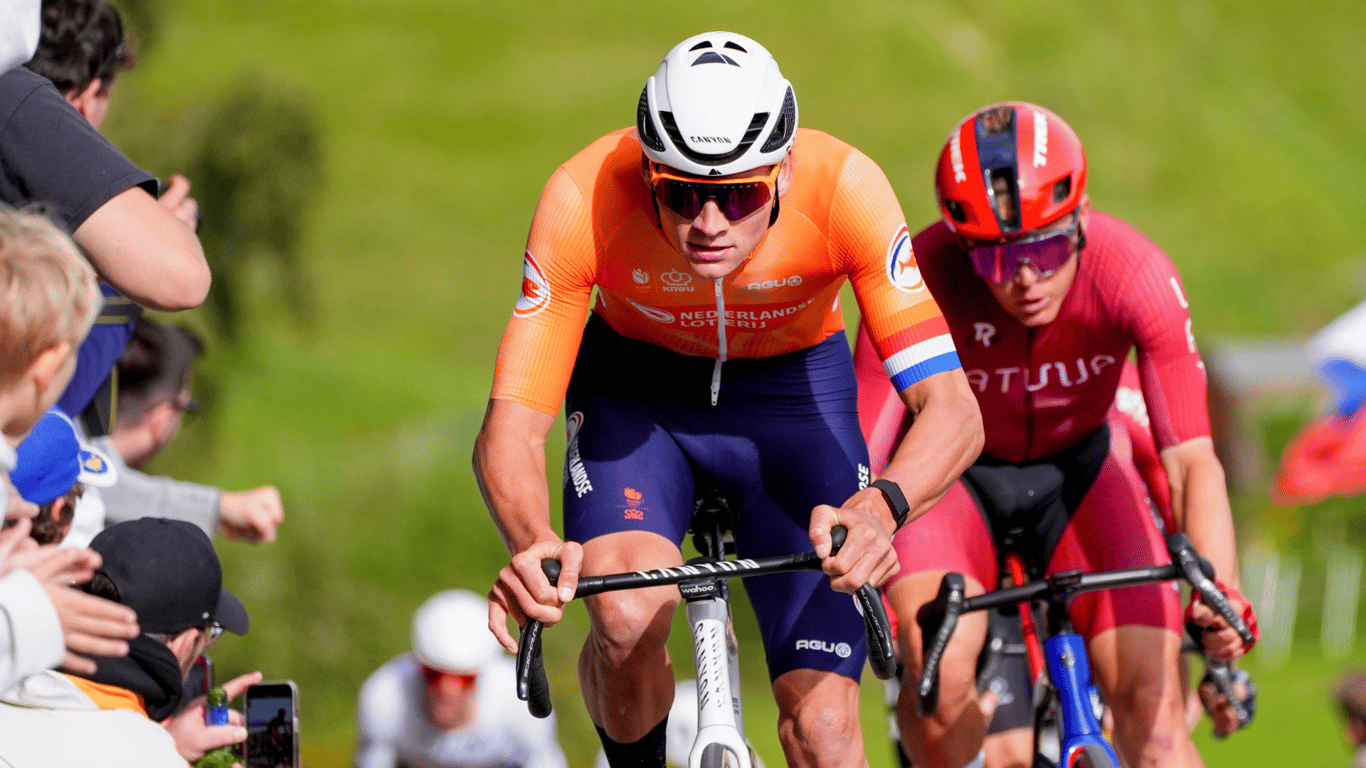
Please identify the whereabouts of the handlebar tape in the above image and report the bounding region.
[916,572,966,717]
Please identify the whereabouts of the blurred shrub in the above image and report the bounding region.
[186,74,324,341]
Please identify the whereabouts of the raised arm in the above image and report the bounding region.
[73,185,210,311]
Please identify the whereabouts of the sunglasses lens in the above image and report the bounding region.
[655,179,772,221]
[969,231,1074,283]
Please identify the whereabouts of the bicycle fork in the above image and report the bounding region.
[682,573,752,768]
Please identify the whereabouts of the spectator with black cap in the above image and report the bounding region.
[0,517,257,767]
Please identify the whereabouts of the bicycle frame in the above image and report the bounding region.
[916,533,1254,768]
[681,520,752,768]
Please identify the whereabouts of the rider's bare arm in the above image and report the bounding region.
[813,367,983,592]
[473,398,582,650]
[1161,436,1238,587]
[879,367,983,523]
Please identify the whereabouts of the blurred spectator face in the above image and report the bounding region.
[0,210,100,437]
[420,665,479,729]
[112,317,204,467]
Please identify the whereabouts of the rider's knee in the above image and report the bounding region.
[778,696,858,756]
[586,589,677,661]
[1109,668,1184,730]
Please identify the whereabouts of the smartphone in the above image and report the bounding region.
[244,680,300,768]
[181,655,215,708]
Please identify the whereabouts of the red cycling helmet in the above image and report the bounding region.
[934,102,1087,240]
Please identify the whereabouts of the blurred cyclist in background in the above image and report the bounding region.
[476,30,982,768]
[854,102,1256,768]
[355,590,567,768]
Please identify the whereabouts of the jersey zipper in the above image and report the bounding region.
[710,277,727,406]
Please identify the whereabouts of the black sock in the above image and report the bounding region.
[595,715,668,768]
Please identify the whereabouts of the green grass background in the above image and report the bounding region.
[97,0,1366,765]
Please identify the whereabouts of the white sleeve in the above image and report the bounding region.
[354,664,406,768]
[0,0,39,72]
[0,569,66,690]
[521,710,569,768]
[1309,299,1366,369]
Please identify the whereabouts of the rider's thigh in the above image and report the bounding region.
[580,531,684,653]
[1049,454,1182,639]
[1088,626,1196,768]
[772,668,864,768]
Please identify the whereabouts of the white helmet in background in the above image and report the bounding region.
[637,31,798,177]
[412,590,500,674]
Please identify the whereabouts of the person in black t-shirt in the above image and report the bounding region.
[2,0,208,314]
[11,0,210,434]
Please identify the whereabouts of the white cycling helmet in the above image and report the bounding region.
[411,590,500,674]
[637,31,798,177]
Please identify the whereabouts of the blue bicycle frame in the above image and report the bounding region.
[1045,633,1119,767]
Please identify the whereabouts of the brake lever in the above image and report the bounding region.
[916,572,966,717]
[514,559,561,718]
[1167,534,1254,645]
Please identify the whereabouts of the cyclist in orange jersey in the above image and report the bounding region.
[475,31,983,768]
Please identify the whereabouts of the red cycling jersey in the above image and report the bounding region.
[904,212,1210,461]
[491,128,958,416]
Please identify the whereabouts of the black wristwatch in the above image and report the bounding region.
[870,478,910,531]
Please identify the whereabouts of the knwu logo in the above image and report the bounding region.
[661,270,694,292]
[796,639,852,658]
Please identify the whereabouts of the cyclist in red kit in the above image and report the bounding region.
[853,103,1257,768]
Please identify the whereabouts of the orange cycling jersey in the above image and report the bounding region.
[491,127,960,415]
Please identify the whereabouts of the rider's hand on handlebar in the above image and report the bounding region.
[487,539,583,653]
[1186,583,1258,661]
[809,492,899,594]
[1198,667,1255,738]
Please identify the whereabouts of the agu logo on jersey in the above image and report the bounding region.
[885,225,925,293]
[514,251,551,317]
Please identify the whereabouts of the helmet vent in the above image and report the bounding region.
[723,41,748,53]
[659,111,768,166]
[759,86,797,153]
[689,41,713,51]
[944,199,967,223]
[1051,176,1071,204]
[692,51,740,66]
[636,86,665,152]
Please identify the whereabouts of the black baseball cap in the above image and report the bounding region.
[89,518,249,635]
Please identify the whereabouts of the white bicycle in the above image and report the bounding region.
[516,491,897,768]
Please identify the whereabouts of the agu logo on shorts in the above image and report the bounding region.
[795,639,852,658]
[885,224,925,293]
[514,250,551,317]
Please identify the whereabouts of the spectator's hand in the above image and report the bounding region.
[0,517,39,575]
[157,174,201,232]
[809,490,899,593]
[488,538,582,653]
[163,671,262,763]
[23,546,140,674]
[218,487,285,543]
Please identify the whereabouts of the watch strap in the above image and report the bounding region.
[870,478,910,531]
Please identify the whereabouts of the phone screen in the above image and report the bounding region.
[245,690,296,768]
